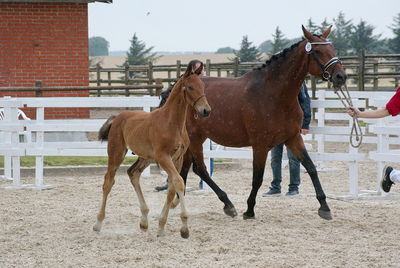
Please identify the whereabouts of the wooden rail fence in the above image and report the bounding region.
[90,50,400,97]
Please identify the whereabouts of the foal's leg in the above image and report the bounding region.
[285,134,332,220]
[157,154,189,239]
[170,154,186,209]
[158,181,178,237]
[189,142,238,217]
[243,146,269,219]
[93,146,127,232]
[127,157,151,231]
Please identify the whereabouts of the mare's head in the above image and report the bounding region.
[302,25,347,89]
[181,63,211,117]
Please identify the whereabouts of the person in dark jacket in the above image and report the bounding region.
[263,81,311,197]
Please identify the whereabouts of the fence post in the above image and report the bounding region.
[395,66,399,88]
[311,76,316,98]
[311,76,317,119]
[206,59,211,76]
[233,57,239,77]
[96,63,101,96]
[316,90,326,170]
[107,71,111,96]
[148,62,154,96]
[176,60,181,78]
[35,107,45,188]
[34,80,42,97]
[124,63,130,97]
[107,71,111,86]
[358,49,365,91]
[373,62,378,90]
[155,79,163,96]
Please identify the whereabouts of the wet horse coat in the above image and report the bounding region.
[178,26,347,219]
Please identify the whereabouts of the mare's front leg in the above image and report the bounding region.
[243,147,268,220]
[189,141,238,217]
[179,150,193,187]
[127,157,152,231]
[285,134,332,220]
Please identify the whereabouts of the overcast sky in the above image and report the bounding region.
[88,0,399,52]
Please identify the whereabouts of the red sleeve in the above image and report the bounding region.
[386,88,400,116]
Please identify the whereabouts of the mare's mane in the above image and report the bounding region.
[254,34,322,71]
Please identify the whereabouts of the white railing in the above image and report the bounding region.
[1,91,399,197]
[0,96,160,189]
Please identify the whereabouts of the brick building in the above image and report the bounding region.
[0,0,111,118]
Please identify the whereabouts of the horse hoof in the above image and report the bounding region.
[139,223,148,231]
[223,205,238,217]
[180,228,189,239]
[318,209,332,220]
[93,221,102,232]
[242,212,255,220]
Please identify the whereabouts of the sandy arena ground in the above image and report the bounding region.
[1,159,400,268]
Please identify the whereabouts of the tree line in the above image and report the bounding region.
[89,12,400,65]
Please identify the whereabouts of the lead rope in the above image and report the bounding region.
[334,84,363,148]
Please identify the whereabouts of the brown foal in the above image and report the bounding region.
[93,65,211,238]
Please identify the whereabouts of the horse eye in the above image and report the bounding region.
[187,86,194,91]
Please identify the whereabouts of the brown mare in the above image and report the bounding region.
[93,64,211,238]
[174,26,347,220]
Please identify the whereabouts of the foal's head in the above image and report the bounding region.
[181,63,211,117]
[302,25,347,89]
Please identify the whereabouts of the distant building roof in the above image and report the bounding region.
[0,0,112,3]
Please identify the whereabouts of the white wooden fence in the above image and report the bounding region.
[0,96,159,189]
[1,91,399,197]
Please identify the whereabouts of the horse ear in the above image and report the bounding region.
[194,62,203,75]
[302,25,313,41]
[321,25,332,39]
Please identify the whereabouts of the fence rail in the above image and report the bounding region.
[2,51,399,98]
[0,83,164,97]
[90,50,400,95]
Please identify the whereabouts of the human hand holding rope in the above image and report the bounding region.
[334,85,363,148]
[346,106,361,118]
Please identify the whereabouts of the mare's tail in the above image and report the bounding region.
[98,115,116,141]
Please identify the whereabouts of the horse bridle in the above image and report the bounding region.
[306,40,363,148]
[186,92,206,120]
[183,86,206,108]
[305,41,341,81]
[192,94,206,107]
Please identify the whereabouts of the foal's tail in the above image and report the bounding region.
[98,115,116,141]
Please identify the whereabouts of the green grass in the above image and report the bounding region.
[0,156,137,167]
[0,156,227,167]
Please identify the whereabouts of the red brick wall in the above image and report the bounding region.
[0,2,90,119]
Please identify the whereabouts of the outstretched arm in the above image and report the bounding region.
[347,106,390,119]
